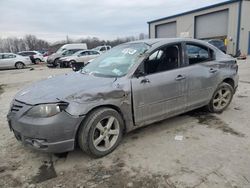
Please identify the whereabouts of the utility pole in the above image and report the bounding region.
[66,35,69,43]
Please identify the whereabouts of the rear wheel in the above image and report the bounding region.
[78,108,124,158]
[71,62,83,71]
[15,62,24,69]
[69,60,76,69]
[207,82,234,113]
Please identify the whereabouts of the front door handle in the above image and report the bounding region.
[209,68,218,73]
[141,78,150,84]
[175,75,186,81]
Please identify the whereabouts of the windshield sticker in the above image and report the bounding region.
[122,48,137,55]
[112,68,122,75]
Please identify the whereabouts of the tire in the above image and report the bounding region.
[207,82,234,113]
[35,58,41,64]
[15,62,24,69]
[72,65,75,71]
[71,61,84,72]
[54,58,59,67]
[69,60,76,69]
[78,108,124,158]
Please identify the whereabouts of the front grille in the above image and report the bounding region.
[10,100,27,114]
[11,104,23,112]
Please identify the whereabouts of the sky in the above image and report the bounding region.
[0,0,228,42]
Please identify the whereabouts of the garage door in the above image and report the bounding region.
[195,10,228,39]
[156,22,177,38]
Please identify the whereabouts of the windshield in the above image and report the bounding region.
[81,43,149,77]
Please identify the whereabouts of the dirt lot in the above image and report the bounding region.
[0,59,250,188]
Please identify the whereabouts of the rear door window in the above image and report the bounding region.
[186,43,213,65]
[80,51,88,56]
[3,54,16,59]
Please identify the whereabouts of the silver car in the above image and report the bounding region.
[0,53,31,69]
[7,39,238,157]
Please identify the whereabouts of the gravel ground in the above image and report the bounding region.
[0,59,250,188]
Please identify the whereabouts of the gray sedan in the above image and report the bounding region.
[7,38,238,157]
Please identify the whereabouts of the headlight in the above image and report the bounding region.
[25,103,68,118]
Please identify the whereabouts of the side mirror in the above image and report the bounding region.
[134,69,145,78]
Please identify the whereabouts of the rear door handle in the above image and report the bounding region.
[209,68,218,73]
[141,78,150,84]
[175,75,186,81]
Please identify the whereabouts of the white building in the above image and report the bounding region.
[148,0,250,56]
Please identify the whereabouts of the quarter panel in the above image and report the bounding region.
[184,62,220,109]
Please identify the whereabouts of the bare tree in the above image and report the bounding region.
[0,33,147,53]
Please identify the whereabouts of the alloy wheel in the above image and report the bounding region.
[92,116,120,152]
[212,87,232,111]
[16,63,24,69]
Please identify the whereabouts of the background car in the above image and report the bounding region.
[47,49,85,68]
[0,53,31,69]
[18,51,45,64]
[206,39,227,53]
[47,43,88,68]
[59,50,100,71]
[92,45,111,53]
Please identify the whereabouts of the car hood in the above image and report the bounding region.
[15,72,121,105]
[60,56,77,61]
[48,52,61,60]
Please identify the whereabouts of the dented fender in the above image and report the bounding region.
[64,78,135,132]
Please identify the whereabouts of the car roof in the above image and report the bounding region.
[207,39,224,42]
[128,38,220,52]
[129,38,211,45]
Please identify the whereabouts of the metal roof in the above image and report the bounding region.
[148,0,241,24]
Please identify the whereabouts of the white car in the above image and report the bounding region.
[47,43,88,67]
[92,45,111,53]
[58,50,101,70]
[18,51,45,63]
[0,53,31,69]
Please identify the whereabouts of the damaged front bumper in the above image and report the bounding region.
[7,100,84,153]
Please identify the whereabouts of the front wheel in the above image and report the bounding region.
[35,58,41,64]
[54,58,59,67]
[78,108,124,158]
[207,82,234,113]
